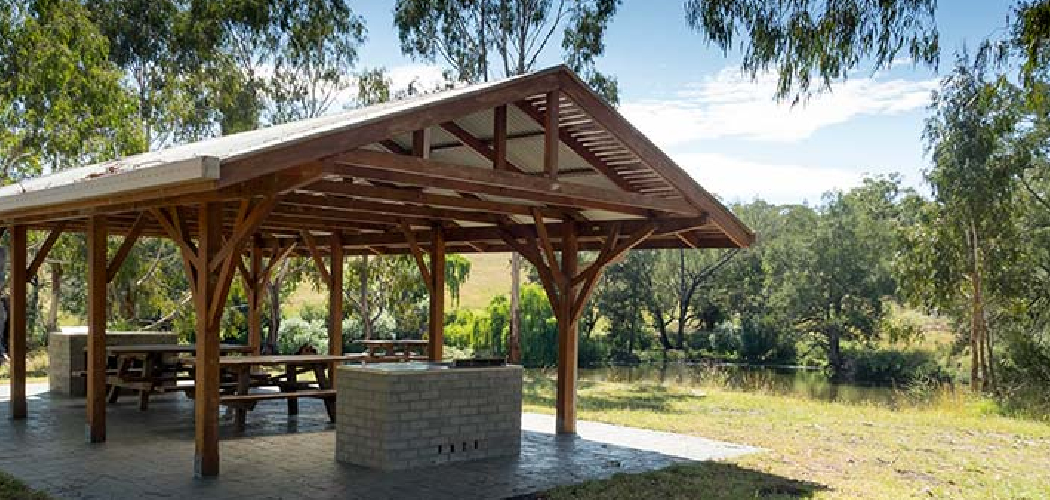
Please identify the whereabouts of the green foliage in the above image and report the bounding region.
[839,347,950,386]
[1013,0,1050,108]
[0,0,144,175]
[393,0,620,101]
[444,308,491,351]
[738,315,796,365]
[561,0,621,103]
[684,0,939,103]
[594,251,652,361]
[0,469,50,499]
[277,316,327,354]
[517,283,558,367]
[445,254,471,308]
[785,178,906,378]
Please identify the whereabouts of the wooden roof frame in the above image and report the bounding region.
[0,65,754,253]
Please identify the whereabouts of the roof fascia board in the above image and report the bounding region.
[0,157,219,216]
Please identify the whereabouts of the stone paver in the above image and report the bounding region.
[0,383,759,499]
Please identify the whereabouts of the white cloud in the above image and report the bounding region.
[333,63,448,110]
[620,67,937,144]
[673,152,865,204]
[385,64,448,92]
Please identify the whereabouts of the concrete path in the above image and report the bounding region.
[0,383,759,499]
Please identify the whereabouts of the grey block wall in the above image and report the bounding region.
[336,365,523,470]
[48,331,177,396]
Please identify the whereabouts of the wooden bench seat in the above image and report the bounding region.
[72,368,144,377]
[366,354,429,363]
[221,389,337,427]
[219,389,335,405]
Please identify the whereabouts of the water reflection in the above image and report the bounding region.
[574,364,903,407]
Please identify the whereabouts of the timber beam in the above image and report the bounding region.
[331,216,707,250]
[26,222,67,277]
[331,150,698,216]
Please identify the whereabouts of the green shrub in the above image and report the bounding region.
[739,316,796,365]
[277,316,327,354]
[998,329,1050,417]
[841,347,950,385]
[578,335,610,367]
[298,302,328,323]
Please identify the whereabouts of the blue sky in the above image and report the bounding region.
[351,1,1017,205]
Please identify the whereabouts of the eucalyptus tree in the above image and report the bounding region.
[393,0,621,362]
[684,0,940,103]
[394,0,620,96]
[898,57,1025,391]
[265,0,367,123]
[0,0,143,178]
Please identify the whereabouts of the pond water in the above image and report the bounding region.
[567,363,907,407]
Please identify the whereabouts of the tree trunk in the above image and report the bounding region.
[828,328,843,383]
[360,255,372,340]
[984,315,996,392]
[509,252,521,363]
[969,221,987,393]
[267,275,281,353]
[677,249,687,349]
[654,314,673,351]
[46,262,61,332]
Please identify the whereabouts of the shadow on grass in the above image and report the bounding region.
[515,461,829,499]
[523,374,699,414]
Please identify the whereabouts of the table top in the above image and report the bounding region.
[355,339,429,345]
[183,354,366,366]
[104,344,253,354]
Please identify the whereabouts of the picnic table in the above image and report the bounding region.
[355,339,429,362]
[102,343,252,410]
[183,354,365,430]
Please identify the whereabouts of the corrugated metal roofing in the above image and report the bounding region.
[0,74,526,199]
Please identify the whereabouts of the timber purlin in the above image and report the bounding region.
[2,65,753,477]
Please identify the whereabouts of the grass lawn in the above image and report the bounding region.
[522,373,1050,499]
[0,470,49,499]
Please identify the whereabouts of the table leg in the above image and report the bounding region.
[108,355,131,404]
[313,363,336,423]
[286,363,298,415]
[138,353,156,411]
[234,366,250,431]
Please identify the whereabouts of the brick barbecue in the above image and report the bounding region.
[335,363,523,470]
[48,330,177,396]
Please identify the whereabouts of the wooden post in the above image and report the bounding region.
[195,202,222,477]
[8,225,26,419]
[329,233,343,355]
[556,222,578,434]
[86,216,108,442]
[544,90,559,179]
[413,129,431,159]
[248,240,262,355]
[428,227,445,362]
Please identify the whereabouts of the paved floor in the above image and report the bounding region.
[0,383,759,499]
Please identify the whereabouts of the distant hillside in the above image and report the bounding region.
[454,253,514,310]
[285,253,516,314]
